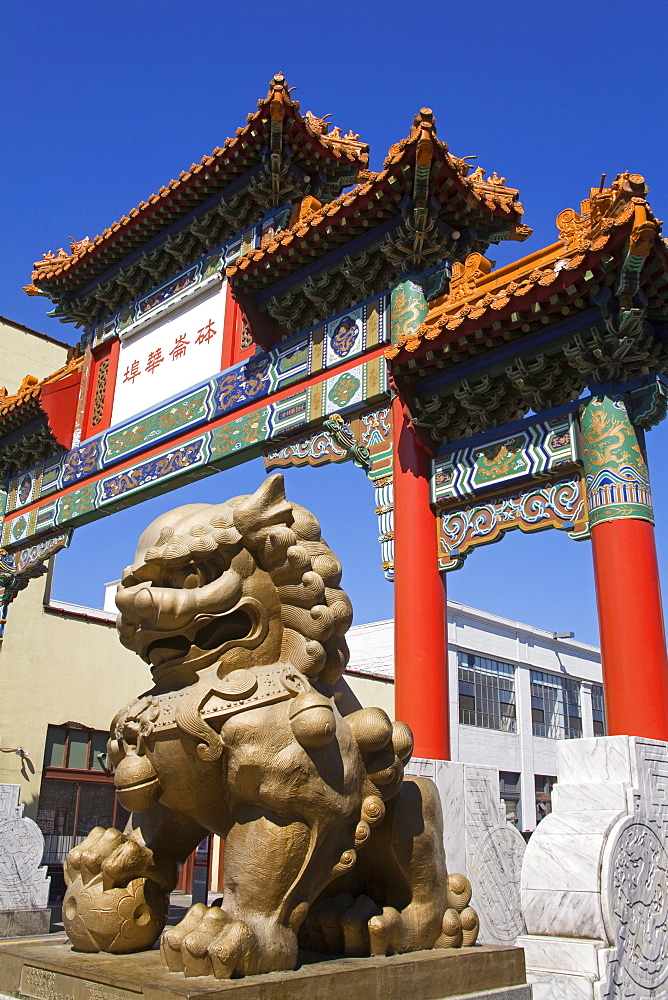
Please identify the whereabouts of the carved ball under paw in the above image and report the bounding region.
[63,873,167,953]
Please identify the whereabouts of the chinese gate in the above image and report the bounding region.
[2,76,668,757]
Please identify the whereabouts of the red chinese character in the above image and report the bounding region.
[196,319,216,344]
[123,360,140,383]
[146,349,164,374]
[170,334,190,360]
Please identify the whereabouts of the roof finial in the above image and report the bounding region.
[413,108,436,132]
[269,72,288,93]
[261,73,299,109]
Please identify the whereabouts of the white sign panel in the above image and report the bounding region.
[111,283,226,427]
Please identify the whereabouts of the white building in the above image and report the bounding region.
[344,603,604,833]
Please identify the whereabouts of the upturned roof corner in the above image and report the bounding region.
[223,108,528,338]
[386,171,666,367]
[26,75,370,322]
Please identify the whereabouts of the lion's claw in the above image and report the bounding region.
[65,826,174,893]
[209,921,254,979]
[161,904,296,978]
[161,903,209,972]
[182,908,229,977]
[303,894,442,957]
[65,827,123,885]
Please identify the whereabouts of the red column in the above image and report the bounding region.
[581,393,668,740]
[392,395,450,759]
[591,518,668,740]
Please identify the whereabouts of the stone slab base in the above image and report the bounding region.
[406,758,526,946]
[0,936,528,1000]
[0,909,50,938]
[520,736,668,997]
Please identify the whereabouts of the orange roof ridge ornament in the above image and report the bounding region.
[556,172,660,255]
[412,107,437,137]
[263,72,294,103]
[448,253,494,303]
[629,201,659,258]
[383,108,439,168]
[386,171,666,366]
[301,95,366,153]
[304,110,332,134]
[30,235,94,283]
[69,236,93,256]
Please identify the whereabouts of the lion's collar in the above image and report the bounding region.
[116,663,306,746]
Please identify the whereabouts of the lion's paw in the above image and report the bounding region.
[62,828,170,953]
[303,893,448,957]
[161,904,297,978]
[303,893,387,957]
[64,826,175,892]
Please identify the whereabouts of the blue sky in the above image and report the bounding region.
[3,1,668,643]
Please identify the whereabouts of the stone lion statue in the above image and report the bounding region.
[63,475,477,977]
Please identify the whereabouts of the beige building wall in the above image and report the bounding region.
[0,569,152,819]
[0,316,68,394]
[345,673,394,720]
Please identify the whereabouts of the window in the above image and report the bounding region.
[591,683,607,736]
[535,774,557,825]
[36,725,128,873]
[530,670,582,739]
[44,725,113,772]
[499,771,521,828]
[458,652,517,732]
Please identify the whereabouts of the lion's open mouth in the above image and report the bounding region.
[195,610,253,649]
[146,608,254,670]
[146,635,191,667]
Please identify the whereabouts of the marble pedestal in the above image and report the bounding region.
[517,735,668,998]
[0,785,50,937]
[405,759,527,946]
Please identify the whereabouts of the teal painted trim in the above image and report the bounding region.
[4,293,390,521]
[101,386,211,465]
[432,413,579,508]
[3,359,391,546]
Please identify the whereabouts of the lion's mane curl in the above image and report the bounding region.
[229,474,352,686]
